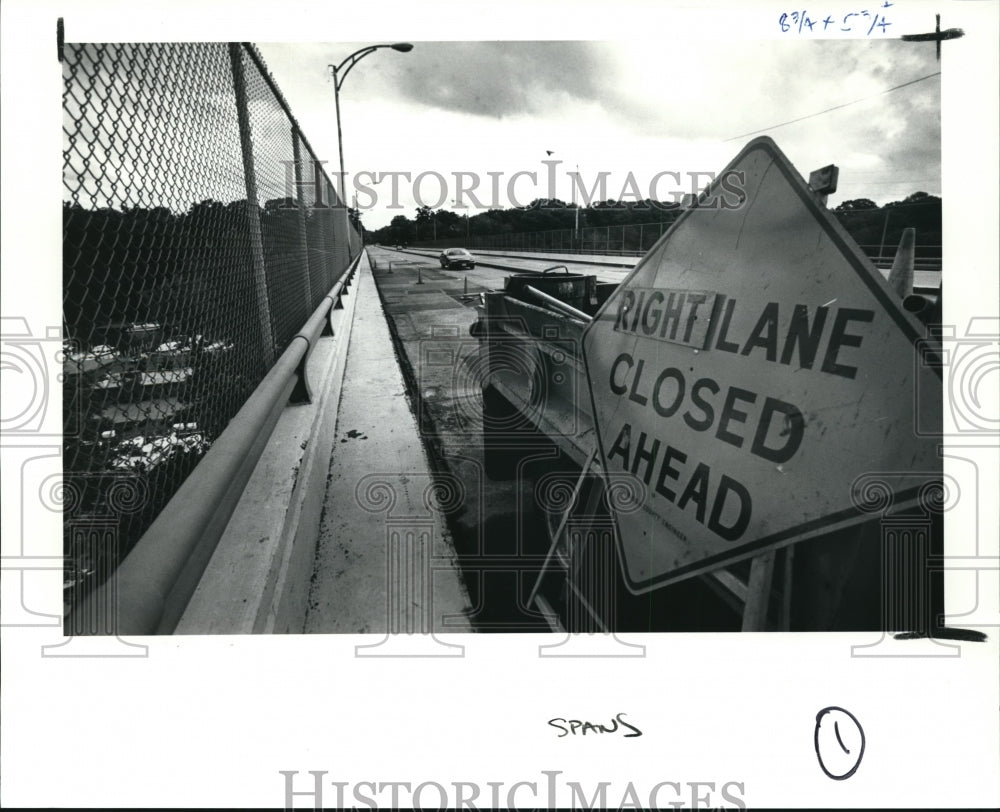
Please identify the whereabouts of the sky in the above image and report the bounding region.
[256,36,942,230]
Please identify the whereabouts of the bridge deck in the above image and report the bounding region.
[303,255,474,634]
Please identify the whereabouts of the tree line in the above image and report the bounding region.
[367,192,942,253]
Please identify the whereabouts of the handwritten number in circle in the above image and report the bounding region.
[814,707,865,780]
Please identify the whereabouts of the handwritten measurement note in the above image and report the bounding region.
[779,2,893,35]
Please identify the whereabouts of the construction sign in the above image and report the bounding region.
[581,136,942,593]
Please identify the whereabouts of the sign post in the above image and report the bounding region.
[581,137,942,595]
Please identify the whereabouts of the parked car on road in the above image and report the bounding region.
[439,247,476,270]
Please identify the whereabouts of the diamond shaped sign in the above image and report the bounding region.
[581,137,943,593]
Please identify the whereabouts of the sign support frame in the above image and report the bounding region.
[527,447,797,632]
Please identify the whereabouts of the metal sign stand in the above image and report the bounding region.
[741,552,777,631]
[526,450,599,630]
[528,448,795,633]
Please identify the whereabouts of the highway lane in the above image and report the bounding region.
[364,244,746,632]
[364,239,944,632]
[364,245,556,631]
[375,245,941,293]
[377,246,632,290]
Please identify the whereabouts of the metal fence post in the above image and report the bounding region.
[229,43,275,367]
[878,207,891,264]
[291,129,314,313]
[327,176,352,275]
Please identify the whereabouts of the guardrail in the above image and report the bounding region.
[67,255,361,635]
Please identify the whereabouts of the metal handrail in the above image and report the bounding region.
[66,255,362,636]
[524,284,593,323]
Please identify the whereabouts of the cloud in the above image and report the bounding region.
[257,38,942,224]
[597,39,940,145]
[379,41,610,118]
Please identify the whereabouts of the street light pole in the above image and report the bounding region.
[570,162,581,252]
[550,151,581,251]
[333,73,345,207]
[329,42,413,209]
[544,150,581,244]
[574,163,580,236]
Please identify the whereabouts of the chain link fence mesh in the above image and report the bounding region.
[416,206,942,269]
[62,42,358,613]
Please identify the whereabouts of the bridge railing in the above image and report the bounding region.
[62,41,359,627]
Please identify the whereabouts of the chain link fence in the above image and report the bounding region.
[467,218,683,256]
[62,42,358,612]
[415,203,943,270]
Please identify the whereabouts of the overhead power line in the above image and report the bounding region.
[854,179,939,185]
[723,72,941,142]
